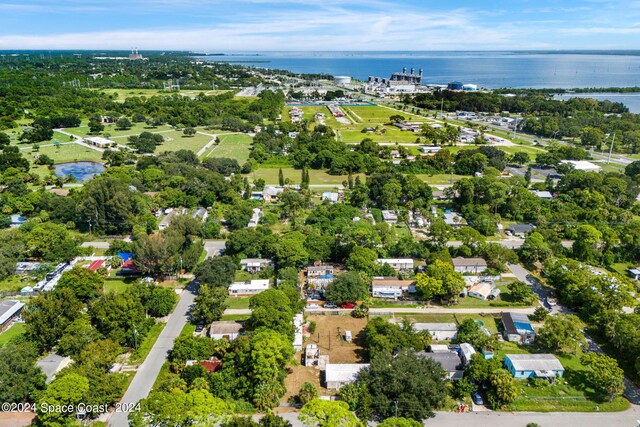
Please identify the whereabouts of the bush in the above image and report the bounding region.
[352,303,369,318]
[298,382,318,404]
[308,321,316,334]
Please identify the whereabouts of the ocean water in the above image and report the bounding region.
[200,51,640,90]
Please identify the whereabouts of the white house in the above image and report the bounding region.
[248,208,262,228]
[412,323,458,341]
[443,212,466,228]
[325,364,369,389]
[0,300,25,332]
[459,343,476,365]
[467,282,500,300]
[307,265,334,277]
[158,210,175,230]
[228,279,269,297]
[293,313,304,351]
[376,258,414,271]
[371,278,416,299]
[381,210,398,224]
[452,257,488,274]
[208,321,243,341]
[322,192,340,203]
[531,190,553,199]
[240,258,273,274]
[85,136,115,148]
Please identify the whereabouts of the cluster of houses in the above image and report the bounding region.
[158,207,209,231]
[290,107,304,123]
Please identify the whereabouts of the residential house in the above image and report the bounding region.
[376,258,414,271]
[504,354,564,379]
[186,357,222,373]
[293,313,304,351]
[416,351,464,380]
[452,257,488,274]
[325,364,369,389]
[307,264,334,277]
[10,214,26,228]
[15,262,40,275]
[36,353,72,384]
[0,300,25,332]
[158,211,175,230]
[371,277,416,299]
[381,210,398,224]
[86,259,106,272]
[322,192,340,203]
[531,190,553,199]
[507,223,535,237]
[192,207,208,222]
[262,186,284,203]
[502,312,536,344]
[85,136,115,148]
[228,279,269,297]
[248,208,262,228]
[443,212,466,228]
[208,321,244,341]
[629,267,640,281]
[240,258,273,274]
[412,323,458,341]
[467,282,500,300]
[559,160,602,173]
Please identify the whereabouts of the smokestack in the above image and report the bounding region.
[410,68,415,75]
[419,68,423,76]
[402,67,406,74]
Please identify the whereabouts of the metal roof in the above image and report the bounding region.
[505,354,564,371]
[502,312,534,335]
[325,364,369,383]
[417,351,463,372]
[0,300,24,325]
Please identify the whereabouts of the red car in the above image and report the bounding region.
[340,302,356,309]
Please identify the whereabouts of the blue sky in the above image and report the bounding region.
[0,0,638,50]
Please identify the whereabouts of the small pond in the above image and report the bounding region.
[54,161,105,182]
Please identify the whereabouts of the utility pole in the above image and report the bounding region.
[440,98,444,119]
[608,132,616,164]
[394,400,398,417]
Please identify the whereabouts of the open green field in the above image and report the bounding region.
[0,323,26,346]
[104,278,135,294]
[32,143,104,164]
[226,296,251,309]
[63,121,175,139]
[340,127,423,144]
[246,167,362,187]
[415,173,465,185]
[0,276,32,293]
[93,88,231,101]
[153,131,213,154]
[204,133,252,162]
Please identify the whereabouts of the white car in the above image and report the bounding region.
[306,303,319,309]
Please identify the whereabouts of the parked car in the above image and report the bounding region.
[546,296,558,307]
[324,302,337,309]
[306,303,319,309]
[340,302,356,309]
[471,391,484,405]
[194,324,204,333]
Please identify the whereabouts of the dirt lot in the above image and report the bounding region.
[305,314,368,363]
[0,412,36,427]
[283,364,322,401]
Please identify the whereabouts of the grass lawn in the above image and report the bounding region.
[93,88,232,101]
[204,133,253,162]
[0,275,32,293]
[0,323,26,346]
[104,277,136,294]
[180,322,196,337]
[226,296,252,309]
[129,322,165,364]
[63,121,174,139]
[246,167,362,187]
[220,314,251,321]
[153,131,212,154]
[25,143,104,165]
[415,173,466,185]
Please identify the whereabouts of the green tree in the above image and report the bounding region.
[325,272,368,305]
[247,289,295,339]
[346,246,378,273]
[299,382,319,404]
[253,379,286,410]
[183,127,197,137]
[519,232,552,265]
[424,259,464,304]
[57,315,101,357]
[356,350,447,421]
[37,373,90,425]
[0,341,46,404]
[507,281,535,304]
[278,168,285,186]
[260,413,292,427]
[194,256,237,288]
[116,117,133,130]
[56,265,104,302]
[536,314,586,354]
[27,222,78,262]
[191,285,228,325]
[299,399,361,427]
[486,369,518,408]
[456,318,491,349]
[580,353,624,401]
[378,418,422,427]
[415,273,443,302]
[572,224,602,262]
[580,126,605,148]
[88,118,104,134]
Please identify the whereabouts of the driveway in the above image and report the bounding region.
[108,283,197,426]
[203,240,226,259]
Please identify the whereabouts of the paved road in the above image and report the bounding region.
[278,407,640,427]
[448,239,573,250]
[203,240,226,259]
[108,283,197,427]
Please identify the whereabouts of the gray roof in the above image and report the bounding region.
[209,321,244,335]
[0,300,24,325]
[417,351,463,372]
[505,354,564,371]
[452,257,487,267]
[36,353,71,384]
[507,223,535,234]
[502,312,533,336]
[412,322,458,332]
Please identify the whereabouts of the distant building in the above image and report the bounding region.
[128,48,143,60]
[85,136,115,148]
[293,313,304,351]
[559,160,602,173]
[36,353,72,384]
[381,210,398,224]
[191,207,208,222]
[507,223,535,237]
[467,282,499,300]
[325,364,369,389]
[305,344,320,366]
[459,343,476,365]
[248,208,262,228]
[452,257,488,274]
[628,267,640,281]
[504,354,564,379]
[10,215,26,228]
[228,279,269,297]
[371,277,416,299]
[334,76,352,85]
[376,258,414,271]
[158,211,176,230]
[15,262,40,275]
[322,192,340,203]
[307,264,334,277]
[0,300,25,332]
[416,351,464,379]
[208,321,244,341]
[531,190,553,199]
[502,312,536,344]
[86,259,106,272]
[443,212,466,228]
[240,258,273,274]
[186,357,222,373]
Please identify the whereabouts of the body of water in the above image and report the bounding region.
[554,92,640,113]
[54,161,105,182]
[200,51,640,89]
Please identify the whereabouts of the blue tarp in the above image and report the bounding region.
[514,321,534,332]
[319,274,334,279]
[118,252,134,261]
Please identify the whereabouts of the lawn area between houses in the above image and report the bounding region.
[129,322,166,364]
[28,143,104,165]
[153,131,212,154]
[0,323,26,346]
[103,277,136,294]
[0,275,32,293]
[226,296,251,310]
[246,168,361,187]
